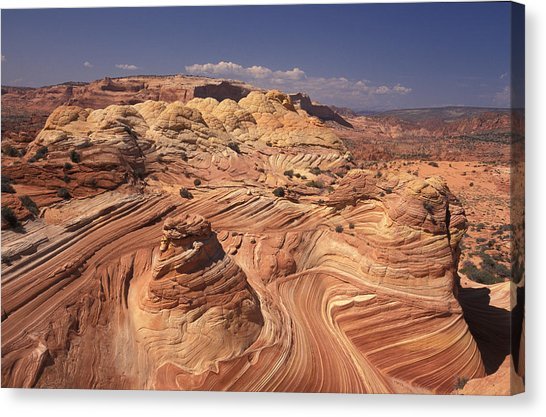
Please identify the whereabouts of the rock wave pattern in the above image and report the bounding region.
[2,90,487,393]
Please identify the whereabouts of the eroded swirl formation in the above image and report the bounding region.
[2,89,502,393]
[128,214,263,379]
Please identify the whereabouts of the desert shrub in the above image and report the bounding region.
[335,225,344,233]
[63,174,71,183]
[459,263,489,284]
[428,161,439,168]
[19,195,39,216]
[272,187,285,198]
[494,262,511,278]
[64,162,73,170]
[475,223,486,232]
[180,151,188,161]
[375,171,382,178]
[294,173,301,179]
[179,187,193,199]
[469,182,474,187]
[349,223,355,229]
[283,170,294,178]
[1,206,19,228]
[423,201,434,213]
[134,166,146,180]
[385,188,393,194]
[34,146,49,161]
[1,176,15,194]
[306,180,324,189]
[57,188,71,200]
[193,178,201,187]
[2,145,21,157]
[266,141,272,147]
[309,167,322,175]
[460,258,506,285]
[69,149,81,163]
[455,377,469,390]
[476,237,487,243]
[227,142,241,154]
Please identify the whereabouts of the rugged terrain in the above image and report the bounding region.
[1,76,523,394]
[337,107,514,162]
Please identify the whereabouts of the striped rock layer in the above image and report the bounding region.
[1,91,490,393]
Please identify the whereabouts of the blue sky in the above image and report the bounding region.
[1,3,517,110]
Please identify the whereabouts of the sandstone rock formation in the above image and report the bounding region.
[1,75,350,151]
[1,83,521,394]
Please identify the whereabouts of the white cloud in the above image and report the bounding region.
[499,72,508,80]
[374,85,391,95]
[185,61,411,108]
[186,61,306,82]
[1,55,5,62]
[393,84,412,94]
[115,64,139,71]
[493,85,510,107]
[83,61,93,68]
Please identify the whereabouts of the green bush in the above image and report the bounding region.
[2,145,21,157]
[272,187,285,198]
[34,146,48,161]
[69,149,81,163]
[428,161,439,168]
[454,377,468,390]
[335,225,344,233]
[423,201,434,214]
[2,206,19,228]
[133,166,146,180]
[349,223,355,229]
[19,195,39,216]
[283,170,294,178]
[64,162,73,170]
[1,176,15,194]
[459,260,505,285]
[227,142,241,154]
[179,187,193,199]
[306,180,324,189]
[193,178,202,187]
[57,188,71,200]
[309,167,322,175]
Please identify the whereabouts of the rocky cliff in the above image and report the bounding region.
[1,83,520,394]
